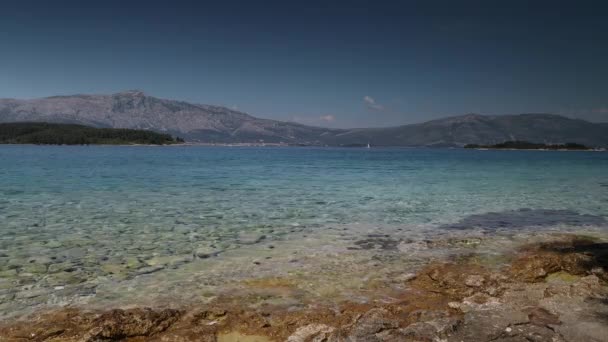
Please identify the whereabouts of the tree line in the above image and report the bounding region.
[0,122,184,145]
[464,141,591,150]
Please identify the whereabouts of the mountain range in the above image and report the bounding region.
[1,90,607,147]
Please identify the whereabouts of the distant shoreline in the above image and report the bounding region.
[464,140,606,151]
[1,142,606,150]
[470,147,607,152]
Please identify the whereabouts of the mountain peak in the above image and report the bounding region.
[425,113,487,125]
[115,90,146,97]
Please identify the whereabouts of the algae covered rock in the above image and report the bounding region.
[508,237,607,282]
[88,308,182,339]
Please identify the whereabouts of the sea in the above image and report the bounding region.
[1,145,607,317]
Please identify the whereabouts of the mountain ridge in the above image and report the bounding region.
[1,91,607,147]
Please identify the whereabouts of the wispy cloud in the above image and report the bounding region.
[363,96,385,111]
[319,114,335,122]
[291,114,337,126]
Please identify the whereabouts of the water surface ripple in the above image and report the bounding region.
[0,146,607,317]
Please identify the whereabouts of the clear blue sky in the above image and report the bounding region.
[1,0,607,127]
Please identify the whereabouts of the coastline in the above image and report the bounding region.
[2,142,606,150]
[1,232,607,341]
[0,143,186,147]
[471,147,607,152]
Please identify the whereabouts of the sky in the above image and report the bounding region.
[1,0,607,128]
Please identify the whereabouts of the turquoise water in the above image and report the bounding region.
[1,146,607,316]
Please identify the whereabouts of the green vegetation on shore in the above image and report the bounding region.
[0,122,184,145]
[464,140,592,150]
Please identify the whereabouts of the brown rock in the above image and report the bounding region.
[409,262,502,301]
[287,324,336,342]
[347,308,400,340]
[400,317,461,341]
[86,308,182,340]
[508,252,562,282]
[524,307,561,326]
[465,275,485,287]
[509,236,608,283]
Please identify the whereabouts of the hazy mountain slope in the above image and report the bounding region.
[0,91,341,144]
[1,91,607,146]
[328,114,608,147]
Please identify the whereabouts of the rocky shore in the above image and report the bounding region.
[1,234,607,341]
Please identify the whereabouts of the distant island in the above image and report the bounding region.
[464,141,593,150]
[0,122,183,145]
[2,91,608,147]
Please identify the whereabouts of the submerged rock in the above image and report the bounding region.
[125,257,143,269]
[100,263,126,275]
[1,234,607,342]
[0,269,18,278]
[145,255,192,267]
[396,240,429,254]
[352,236,401,251]
[45,240,63,249]
[15,288,48,299]
[47,262,76,274]
[134,265,165,275]
[20,263,47,274]
[196,246,222,258]
[238,233,267,245]
[46,271,86,286]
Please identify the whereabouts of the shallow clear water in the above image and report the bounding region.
[1,146,607,316]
